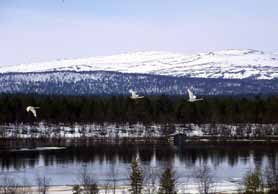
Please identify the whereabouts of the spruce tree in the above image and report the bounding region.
[244,169,264,194]
[130,160,143,194]
[158,168,177,194]
[72,185,81,194]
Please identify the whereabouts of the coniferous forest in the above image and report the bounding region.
[0,94,278,124]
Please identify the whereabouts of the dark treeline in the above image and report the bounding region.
[0,94,278,124]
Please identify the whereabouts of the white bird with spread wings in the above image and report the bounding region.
[26,106,40,118]
[187,89,203,102]
[129,89,144,100]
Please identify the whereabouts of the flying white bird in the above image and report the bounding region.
[187,89,203,102]
[129,89,144,100]
[26,106,40,118]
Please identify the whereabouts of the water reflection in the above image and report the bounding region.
[0,141,278,185]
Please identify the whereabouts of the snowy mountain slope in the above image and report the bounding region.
[1,49,278,80]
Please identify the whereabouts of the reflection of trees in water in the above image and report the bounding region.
[253,150,266,169]
[0,151,39,170]
[0,142,278,171]
[177,146,276,169]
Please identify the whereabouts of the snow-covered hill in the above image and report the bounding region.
[1,49,278,80]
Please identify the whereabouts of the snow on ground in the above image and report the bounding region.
[29,181,242,194]
[1,122,278,138]
[1,49,278,80]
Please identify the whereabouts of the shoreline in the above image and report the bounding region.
[2,136,278,153]
[4,182,242,194]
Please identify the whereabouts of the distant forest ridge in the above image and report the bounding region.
[0,94,278,124]
[1,71,278,95]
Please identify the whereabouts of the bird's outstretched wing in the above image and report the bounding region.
[30,108,37,118]
[187,89,195,100]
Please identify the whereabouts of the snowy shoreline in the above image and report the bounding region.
[9,181,242,194]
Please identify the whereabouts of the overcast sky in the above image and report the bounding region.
[1,0,278,65]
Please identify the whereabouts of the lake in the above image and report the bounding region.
[0,139,277,188]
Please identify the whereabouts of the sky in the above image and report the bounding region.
[1,0,278,65]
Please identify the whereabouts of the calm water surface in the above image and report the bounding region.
[0,140,277,186]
